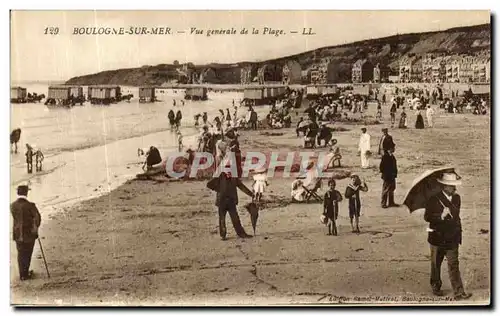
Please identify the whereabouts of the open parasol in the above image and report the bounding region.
[245,202,259,235]
[402,166,460,213]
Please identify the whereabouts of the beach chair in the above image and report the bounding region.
[303,179,323,203]
[326,153,342,168]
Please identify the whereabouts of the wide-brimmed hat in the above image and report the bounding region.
[436,173,462,186]
[382,128,388,132]
[253,167,267,174]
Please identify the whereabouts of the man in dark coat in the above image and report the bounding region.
[378,128,395,156]
[379,148,398,208]
[207,164,254,240]
[424,173,472,300]
[142,146,162,171]
[11,185,41,281]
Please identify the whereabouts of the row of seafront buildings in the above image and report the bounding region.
[240,59,390,85]
[149,52,491,86]
[398,53,491,84]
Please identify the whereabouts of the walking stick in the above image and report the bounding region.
[37,238,50,278]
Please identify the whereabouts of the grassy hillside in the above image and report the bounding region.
[66,23,490,86]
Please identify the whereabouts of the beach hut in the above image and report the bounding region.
[47,85,85,106]
[184,86,208,101]
[243,85,287,105]
[139,87,156,103]
[352,84,371,96]
[88,85,121,105]
[306,85,319,96]
[321,84,337,96]
[11,86,27,103]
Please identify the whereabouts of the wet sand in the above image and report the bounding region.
[10,107,490,305]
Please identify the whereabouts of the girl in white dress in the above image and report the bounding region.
[252,167,269,202]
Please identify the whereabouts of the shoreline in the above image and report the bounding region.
[10,106,491,305]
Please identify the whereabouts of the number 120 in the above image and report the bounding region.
[44,27,59,35]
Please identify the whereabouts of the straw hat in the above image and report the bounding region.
[254,167,267,174]
[437,173,462,186]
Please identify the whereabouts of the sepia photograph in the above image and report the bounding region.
[9,10,491,306]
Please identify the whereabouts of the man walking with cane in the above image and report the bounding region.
[11,184,41,281]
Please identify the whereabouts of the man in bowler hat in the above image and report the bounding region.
[11,185,41,281]
[378,128,395,156]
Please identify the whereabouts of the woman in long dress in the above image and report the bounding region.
[398,107,408,129]
[415,109,425,129]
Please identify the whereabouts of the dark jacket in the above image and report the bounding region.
[378,134,395,154]
[318,126,332,140]
[379,153,398,181]
[209,173,253,206]
[323,189,342,219]
[146,147,162,166]
[11,197,41,243]
[424,192,462,249]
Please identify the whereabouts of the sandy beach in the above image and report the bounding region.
[10,105,490,306]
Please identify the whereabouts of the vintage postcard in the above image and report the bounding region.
[10,10,491,306]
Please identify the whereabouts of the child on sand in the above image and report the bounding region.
[345,175,368,233]
[252,167,269,202]
[323,179,343,236]
[177,130,183,152]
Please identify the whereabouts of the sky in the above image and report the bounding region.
[10,10,490,82]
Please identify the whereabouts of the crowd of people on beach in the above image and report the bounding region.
[11,83,486,301]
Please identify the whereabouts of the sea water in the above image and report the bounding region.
[10,82,268,217]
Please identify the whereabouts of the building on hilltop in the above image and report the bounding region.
[472,56,490,83]
[352,59,374,83]
[398,55,422,83]
[459,55,475,83]
[373,63,390,83]
[282,61,302,85]
[257,64,283,84]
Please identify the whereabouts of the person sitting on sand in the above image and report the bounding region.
[291,162,319,202]
[142,146,162,171]
[317,122,332,148]
[296,117,304,137]
[324,139,342,169]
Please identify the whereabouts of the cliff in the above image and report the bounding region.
[65,23,491,86]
